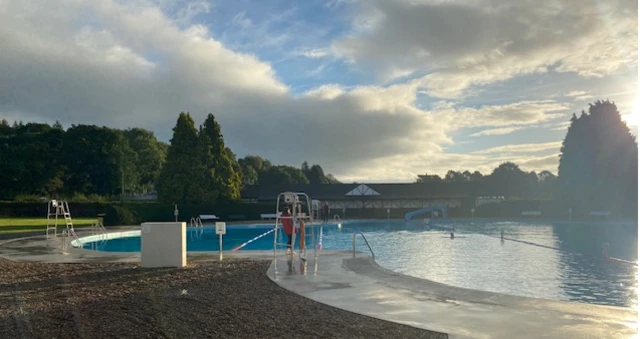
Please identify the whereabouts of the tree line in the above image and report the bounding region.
[415,100,637,216]
[0,115,339,203]
[414,162,558,198]
[0,99,636,217]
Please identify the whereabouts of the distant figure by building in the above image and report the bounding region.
[321,201,330,223]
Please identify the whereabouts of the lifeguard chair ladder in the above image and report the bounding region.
[46,200,75,239]
[273,192,317,260]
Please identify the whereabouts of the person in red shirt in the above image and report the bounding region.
[281,207,294,250]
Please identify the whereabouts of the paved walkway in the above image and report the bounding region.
[268,251,638,339]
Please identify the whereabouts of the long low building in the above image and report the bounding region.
[241,183,490,212]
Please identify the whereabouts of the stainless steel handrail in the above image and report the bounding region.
[352,232,375,260]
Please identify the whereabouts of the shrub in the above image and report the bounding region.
[103,205,139,226]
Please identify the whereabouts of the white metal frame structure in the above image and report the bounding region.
[273,192,317,261]
[46,200,71,237]
[46,199,81,246]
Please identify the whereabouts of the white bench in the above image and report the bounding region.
[521,211,542,217]
[260,212,282,220]
[199,214,219,220]
[588,211,611,217]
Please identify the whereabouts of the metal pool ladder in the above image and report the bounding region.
[352,232,375,260]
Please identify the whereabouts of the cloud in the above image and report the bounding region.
[336,150,562,182]
[472,142,562,155]
[470,126,522,137]
[565,90,595,102]
[298,48,332,59]
[0,0,449,181]
[332,0,637,97]
[431,100,569,129]
[174,0,212,26]
[0,0,627,183]
[232,11,252,29]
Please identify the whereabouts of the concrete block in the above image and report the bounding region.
[140,222,186,268]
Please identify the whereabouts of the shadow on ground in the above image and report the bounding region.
[0,258,448,339]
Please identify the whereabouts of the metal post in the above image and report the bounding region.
[219,233,223,261]
[174,204,178,222]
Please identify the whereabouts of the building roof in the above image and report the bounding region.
[241,182,485,200]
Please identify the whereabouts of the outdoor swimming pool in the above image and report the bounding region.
[81,219,638,308]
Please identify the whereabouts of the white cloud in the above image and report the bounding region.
[332,0,637,97]
[232,11,252,29]
[0,0,629,183]
[470,126,522,137]
[0,0,449,181]
[431,100,569,129]
[299,48,331,59]
[472,142,562,155]
[174,0,212,26]
[565,90,595,102]
[337,150,561,182]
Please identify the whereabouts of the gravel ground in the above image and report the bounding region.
[0,258,448,339]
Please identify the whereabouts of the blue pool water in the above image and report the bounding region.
[82,219,638,308]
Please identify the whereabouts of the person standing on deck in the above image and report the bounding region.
[281,207,294,252]
[321,201,330,223]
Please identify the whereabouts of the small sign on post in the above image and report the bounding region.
[216,222,226,261]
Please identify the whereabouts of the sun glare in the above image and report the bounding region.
[621,96,639,126]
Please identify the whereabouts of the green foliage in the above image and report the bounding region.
[198,113,241,202]
[103,205,139,226]
[234,157,340,186]
[487,162,532,197]
[0,113,337,203]
[418,170,485,184]
[157,112,203,203]
[123,128,168,193]
[259,165,309,184]
[557,100,638,218]
[62,125,137,196]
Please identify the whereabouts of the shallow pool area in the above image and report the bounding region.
[80,219,638,308]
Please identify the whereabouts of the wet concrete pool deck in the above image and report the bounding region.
[1,228,637,339]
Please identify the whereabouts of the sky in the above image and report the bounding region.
[0,0,637,183]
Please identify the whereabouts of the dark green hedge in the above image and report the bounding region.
[0,202,277,226]
[0,199,633,226]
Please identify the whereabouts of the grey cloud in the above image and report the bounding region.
[333,0,637,95]
[0,0,611,183]
[0,0,451,180]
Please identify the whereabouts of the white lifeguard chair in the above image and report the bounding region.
[46,200,75,239]
[273,192,317,261]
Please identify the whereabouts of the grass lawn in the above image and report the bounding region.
[0,218,98,234]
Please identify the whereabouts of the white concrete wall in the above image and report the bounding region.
[140,222,186,268]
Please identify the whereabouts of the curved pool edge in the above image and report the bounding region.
[267,252,638,339]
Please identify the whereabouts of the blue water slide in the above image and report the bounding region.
[404,205,449,221]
